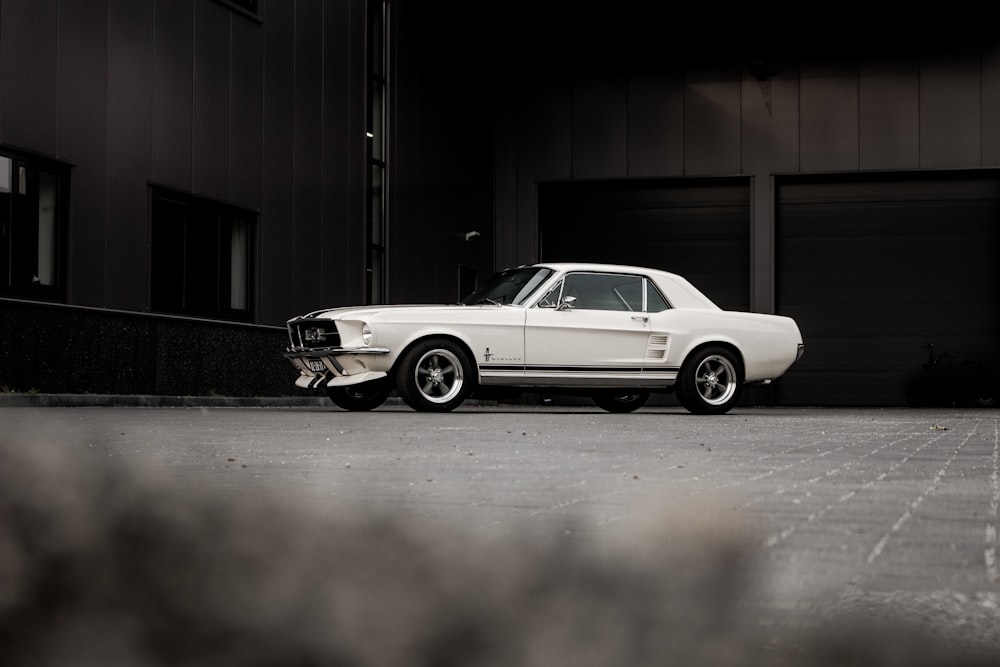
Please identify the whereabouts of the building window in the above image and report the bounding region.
[150,186,256,321]
[366,0,389,304]
[0,149,69,300]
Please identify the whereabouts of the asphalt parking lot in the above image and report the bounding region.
[2,402,998,662]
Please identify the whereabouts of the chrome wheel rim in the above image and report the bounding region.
[414,349,464,404]
[695,355,737,406]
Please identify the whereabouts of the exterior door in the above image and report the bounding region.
[524,272,650,382]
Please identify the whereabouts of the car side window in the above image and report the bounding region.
[561,273,643,311]
[645,280,670,312]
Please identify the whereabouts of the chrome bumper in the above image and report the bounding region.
[285,346,390,389]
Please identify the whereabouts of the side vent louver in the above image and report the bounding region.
[645,334,670,361]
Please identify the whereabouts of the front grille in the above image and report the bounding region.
[288,319,341,350]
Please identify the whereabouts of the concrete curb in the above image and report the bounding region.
[0,393,333,408]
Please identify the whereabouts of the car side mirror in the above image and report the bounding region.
[556,296,577,311]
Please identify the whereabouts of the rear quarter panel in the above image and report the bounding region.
[651,310,802,382]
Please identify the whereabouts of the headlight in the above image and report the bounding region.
[361,323,373,346]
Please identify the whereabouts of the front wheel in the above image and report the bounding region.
[593,390,650,413]
[326,378,392,411]
[395,339,473,412]
[675,347,743,415]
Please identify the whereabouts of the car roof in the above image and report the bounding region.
[530,262,721,310]
[533,262,677,277]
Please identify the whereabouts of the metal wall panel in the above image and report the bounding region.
[230,15,263,209]
[0,0,58,153]
[291,0,324,310]
[259,0,296,324]
[627,72,684,178]
[683,67,741,176]
[776,173,1000,405]
[572,73,627,179]
[516,80,572,264]
[152,0,194,190]
[57,0,108,307]
[983,42,1000,166]
[920,51,982,169]
[106,0,153,311]
[494,93,520,271]
[859,59,919,170]
[741,64,800,174]
[192,1,231,200]
[319,0,354,307]
[800,62,859,172]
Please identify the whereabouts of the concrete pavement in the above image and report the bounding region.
[2,403,998,657]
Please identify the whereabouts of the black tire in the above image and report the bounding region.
[326,378,392,411]
[593,390,650,413]
[395,339,473,412]
[972,390,996,408]
[675,346,743,415]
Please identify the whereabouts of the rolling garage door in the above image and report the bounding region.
[776,172,1000,406]
[539,178,751,311]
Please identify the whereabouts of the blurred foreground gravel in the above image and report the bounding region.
[1,405,998,665]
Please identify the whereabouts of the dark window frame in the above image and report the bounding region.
[0,147,71,302]
[149,184,257,322]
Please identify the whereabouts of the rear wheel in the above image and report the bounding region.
[395,339,472,412]
[676,347,743,415]
[972,389,996,408]
[326,379,392,411]
[593,391,650,413]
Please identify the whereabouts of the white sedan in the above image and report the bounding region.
[284,263,804,414]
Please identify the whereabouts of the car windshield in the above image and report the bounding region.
[460,267,554,306]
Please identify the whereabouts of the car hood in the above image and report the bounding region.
[296,303,504,321]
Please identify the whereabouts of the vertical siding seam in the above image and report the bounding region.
[257,0,266,321]
[191,0,197,191]
[345,0,358,299]
[856,60,861,171]
[319,0,324,302]
[681,70,686,177]
[572,76,576,181]
[228,13,233,202]
[796,63,800,173]
[624,74,630,178]
[104,1,112,302]
[148,0,156,313]
[738,64,743,176]
[980,46,984,168]
[150,0,156,179]
[55,0,61,158]
[291,0,296,277]
[917,53,922,168]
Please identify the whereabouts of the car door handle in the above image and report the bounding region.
[631,316,649,323]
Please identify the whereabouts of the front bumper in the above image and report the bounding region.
[284,346,390,389]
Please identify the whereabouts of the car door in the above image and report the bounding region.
[523,272,650,382]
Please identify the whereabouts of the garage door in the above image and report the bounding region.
[776,172,1000,406]
[538,178,751,311]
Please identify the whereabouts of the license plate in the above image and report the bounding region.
[308,360,326,372]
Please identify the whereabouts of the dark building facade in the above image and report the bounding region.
[1,2,997,404]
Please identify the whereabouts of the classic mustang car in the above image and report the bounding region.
[284,263,804,414]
